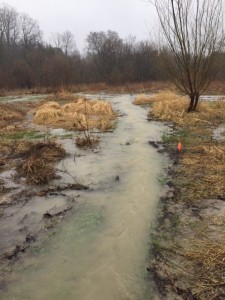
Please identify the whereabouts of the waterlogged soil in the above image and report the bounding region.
[0,94,169,300]
[147,122,225,298]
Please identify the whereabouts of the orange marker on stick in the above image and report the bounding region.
[177,142,182,152]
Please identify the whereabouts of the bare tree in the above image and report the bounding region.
[0,4,20,46]
[134,41,159,81]
[52,31,76,56]
[150,0,225,111]
[86,30,123,82]
[20,13,42,49]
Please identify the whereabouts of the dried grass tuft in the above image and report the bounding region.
[33,97,116,131]
[184,239,225,299]
[150,90,225,300]
[46,91,80,103]
[151,92,225,201]
[133,94,153,105]
[76,136,100,148]
[18,158,55,185]
[180,144,225,200]
[0,103,24,129]
[150,91,225,128]
[150,91,189,124]
[0,140,32,158]
[16,140,65,184]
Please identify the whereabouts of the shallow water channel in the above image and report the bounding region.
[1,94,168,300]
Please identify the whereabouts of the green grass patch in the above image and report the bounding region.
[157,173,167,186]
[58,133,74,139]
[0,131,46,140]
[162,129,191,145]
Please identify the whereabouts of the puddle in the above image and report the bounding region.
[200,95,225,101]
[213,126,225,141]
[0,94,167,300]
[0,196,69,255]
[0,95,47,103]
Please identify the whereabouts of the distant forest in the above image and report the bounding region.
[0,4,225,90]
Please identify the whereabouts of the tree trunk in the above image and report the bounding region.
[187,95,195,112]
[193,95,199,111]
[188,94,199,112]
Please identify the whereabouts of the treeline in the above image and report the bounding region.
[0,4,224,90]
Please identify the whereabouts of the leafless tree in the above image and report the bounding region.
[86,30,123,82]
[134,41,159,81]
[20,13,42,49]
[150,0,225,111]
[52,31,76,56]
[0,4,20,46]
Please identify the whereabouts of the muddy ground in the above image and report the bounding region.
[0,93,117,287]
[145,94,225,300]
[1,91,225,300]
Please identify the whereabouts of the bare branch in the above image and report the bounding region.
[150,0,225,111]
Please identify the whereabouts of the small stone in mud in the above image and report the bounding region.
[26,234,36,243]
[115,175,120,182]
[0,160,5,167]
[5,244,25,260]
[157,148,166,154]
[43,205,73,219]
[43,212,52,219]
[217,196,225,201]
[148,141,160,148]
[49,192,67,197]
[19,226,28,232]
[92,149,100,153]
[166,180,174,188]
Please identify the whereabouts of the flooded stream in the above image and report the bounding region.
[0,94,167,300]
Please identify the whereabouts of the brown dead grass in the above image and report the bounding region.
[0,81,172,96]
[45,91,80,103]
[150,91,225,201]
[15,140,65,184]
[133,94,153,105]
[0,103,24,129]
[207,80,225,95]
[0,140,32,160]
[178,144,225,201]
[76,136,100,148]
[2,80,225,96]
[33,97,117,131]
[184,239,225,300]
[150,90,225,299]
[150,91,225,128]
[0,139,65,184]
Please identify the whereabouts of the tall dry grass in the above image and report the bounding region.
[149,91,225,299]
[150,91,225,127]
[0,103,25,129]
[15,140,65,184]
[133,94,153,105]
[33,97,117,131]
[184,239,225,300]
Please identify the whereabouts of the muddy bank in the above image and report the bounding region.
[149,147,225,299]
[0,138,87,268]
[0,93,117,286]
[0,93,168,300]
[145,93,225,300]
[0,177,89,286]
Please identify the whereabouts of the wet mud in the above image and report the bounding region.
[0,94,168,300]
[148,134,225,300]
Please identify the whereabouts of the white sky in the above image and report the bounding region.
[2,0,156,51]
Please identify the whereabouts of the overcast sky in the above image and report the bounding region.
[2,0,156,51]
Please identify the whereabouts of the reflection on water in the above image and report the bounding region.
[0,94,167,300]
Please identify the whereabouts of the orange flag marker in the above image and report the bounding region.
[177,142,182,152]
